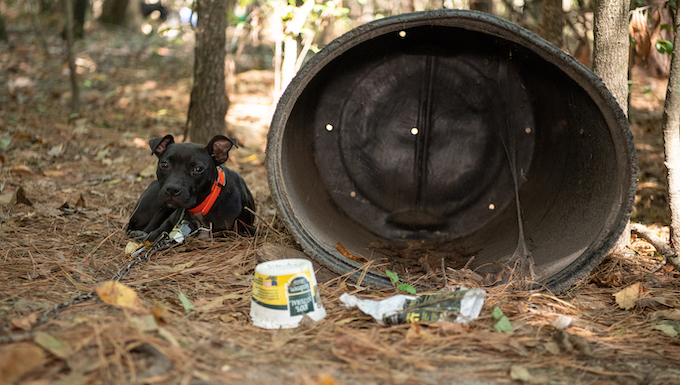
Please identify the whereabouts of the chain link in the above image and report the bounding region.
[37,215,195,326]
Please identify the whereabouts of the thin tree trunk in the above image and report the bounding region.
[187,0,229,145]
[592,0,630,250]
[0,14,8,42]
[64,0,79,114]
[540,0,563,49]
[663,7,680,249]
[592,0,629,115]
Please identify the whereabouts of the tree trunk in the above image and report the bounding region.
[99,0,143,31]
[64,0,79,114]
[187,0,229,145]
[0,14,7,42]
[540,0,563,49]
[592,0,629,115]
[592,0,630,251]
[663,8,680,249]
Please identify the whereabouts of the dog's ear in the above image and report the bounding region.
[206,135,237,165]
[149,135,174,157]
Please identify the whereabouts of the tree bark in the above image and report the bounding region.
[64,0,79,114]
[187,0,229,145]
[99,0,143,31]
[663,7,680,249]
[0,14,7,42]
[592,0,629,115]
[540,0,563,49]
[592,0,630,250]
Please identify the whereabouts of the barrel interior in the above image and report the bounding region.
[272,19,632,289]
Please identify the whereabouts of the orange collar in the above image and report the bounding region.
[188,168,226,216]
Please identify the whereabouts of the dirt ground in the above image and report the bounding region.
[2,16,680,385]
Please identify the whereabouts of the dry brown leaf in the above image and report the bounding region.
[11,187,33,206]
[10,165,33,175]
[429,320,468,335]
[95,281,148,313]
[613,282,646,310]
[509,365,532,382]
[335,242,369,263]
[75,194,85,209]
[10,312,38,331]
[651,309,680,321]
[543,341,560,355]
[0,342,46,383]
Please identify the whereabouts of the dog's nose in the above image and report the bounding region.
[165,186,182,197]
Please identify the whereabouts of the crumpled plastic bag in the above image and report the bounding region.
[340,287,485,325]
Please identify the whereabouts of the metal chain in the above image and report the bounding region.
[37,210,200,326]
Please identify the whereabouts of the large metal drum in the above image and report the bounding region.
[266,10,638,292]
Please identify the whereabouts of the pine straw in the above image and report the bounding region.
[3,208,680,385]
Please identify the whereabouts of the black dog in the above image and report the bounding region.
[127,134,255,241]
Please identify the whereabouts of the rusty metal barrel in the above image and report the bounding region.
[266,10,638,292]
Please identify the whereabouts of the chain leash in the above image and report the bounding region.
[36,210,199,326]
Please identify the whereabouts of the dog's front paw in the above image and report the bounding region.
[128,230,149,241]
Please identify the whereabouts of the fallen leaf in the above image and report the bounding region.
[651,309,680,321]
[34,332,73,359]
[124,241,144,254]
[10,312,37,330]
[0,342,46,382]
[11,187,33,206]
[335,242,369,263]
[429,320,469,335]
[613,282,646,310]
[75,194,85,209]
[47,144,64,158]
[130,314,159,332]
[543,341,560,355]
[509,365,532,382]
[96,281,148,313]
[10,165,33,175]
[652,322,680,337]
[508,337,528,356]
[177,291,195,313]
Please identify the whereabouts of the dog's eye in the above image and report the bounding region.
[159,161,169,170]
[193,166,204,174]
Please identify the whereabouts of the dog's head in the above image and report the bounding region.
[149,135,237,209]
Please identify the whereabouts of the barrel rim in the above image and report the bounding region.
[266,9,639,292]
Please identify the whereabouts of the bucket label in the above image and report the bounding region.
[252,269,317,315]
[288,276,313,316]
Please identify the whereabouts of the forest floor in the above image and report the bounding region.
[2,14,680,385]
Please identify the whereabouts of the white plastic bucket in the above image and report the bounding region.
[250,259,327,329]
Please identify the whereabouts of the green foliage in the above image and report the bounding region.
[385,270,416,295]
[656,39,674,55]
[492,307,513,333]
